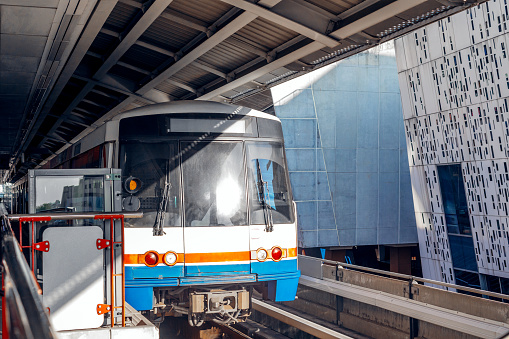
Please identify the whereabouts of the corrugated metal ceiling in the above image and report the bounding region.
[5,0,487,181]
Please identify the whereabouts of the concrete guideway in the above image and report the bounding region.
[298,255,509,339]
[252,298,354,339]
[300,275,509,339]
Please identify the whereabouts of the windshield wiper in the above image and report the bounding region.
[256,160,273,232]
[153,177,171,236]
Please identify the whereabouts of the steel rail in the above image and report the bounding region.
[213,321,252,339]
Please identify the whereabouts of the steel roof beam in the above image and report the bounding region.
[198,0,429,100]
[81,75,179,103]
[119,0,144,8]
[166,79,197,94]
[136,0,282,95]
[9,0,119,180]
[37,1,173,149]
[191,61,227,78]
[160,11,208,32]
[39,0,282,166]
[90,88,120,100]
[330,0,428,40]
[226,37,268,57]
[94,0,174,79]
[116,61,151,75]
[135,40,175,57]
[219,0,339,48]
[336,0,380,20]
[100,28,120,38]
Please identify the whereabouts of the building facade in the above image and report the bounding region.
[272,42,418,270]
[396,0,509,292]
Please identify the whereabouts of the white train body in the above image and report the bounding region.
[42,101,300,324]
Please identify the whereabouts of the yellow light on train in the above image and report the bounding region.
[124,176,142,194]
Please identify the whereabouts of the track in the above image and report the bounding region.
[159,297,361,339]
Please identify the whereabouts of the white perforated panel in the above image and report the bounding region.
[396,0,509,282]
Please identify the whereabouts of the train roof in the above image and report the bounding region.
[112,100,280,122]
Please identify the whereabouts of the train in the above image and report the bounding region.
[17,100,300,326]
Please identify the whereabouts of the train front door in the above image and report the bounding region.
[181,141,251,276]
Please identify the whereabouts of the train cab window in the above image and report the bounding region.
[120,142,181,228]
[246,142,293,224]
[182,141,247,227]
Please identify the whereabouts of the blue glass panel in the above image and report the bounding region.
[449,235,478,272]
[454,269,481,291]
[437,165,471,235]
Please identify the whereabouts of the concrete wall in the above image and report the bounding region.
[272,41,417,248]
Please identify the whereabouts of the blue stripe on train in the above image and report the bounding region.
[251,258,297,275]
[126,259,297,280]
[125,260,300,309]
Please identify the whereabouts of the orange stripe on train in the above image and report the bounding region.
[124,248,297,265]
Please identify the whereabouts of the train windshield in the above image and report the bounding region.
[119,138,293,226]
[182,141,247,227]
[120,142,181,227]
[246,142,293,224]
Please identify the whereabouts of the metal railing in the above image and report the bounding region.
[299,254,509,301]
[1,214,57,339]
[8,211,143,328]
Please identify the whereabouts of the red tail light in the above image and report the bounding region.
[271,246,283,261]
[144,251,159,267]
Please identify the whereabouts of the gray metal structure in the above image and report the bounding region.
[0,0,486,182]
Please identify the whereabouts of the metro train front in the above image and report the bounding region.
[113,101,299,325]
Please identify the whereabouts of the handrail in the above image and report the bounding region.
[299,255,509,301]
[1,214,57,339]
[7,211,143,329]
[8,211,143,221]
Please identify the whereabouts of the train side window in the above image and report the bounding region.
[246,142,293,225]
[182,141,247,227]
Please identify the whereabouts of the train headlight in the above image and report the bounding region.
[124,176,142,194]
[271,246,283,261]
[164,251,178,266]
[256,248,268,262]
[144,251,159,267]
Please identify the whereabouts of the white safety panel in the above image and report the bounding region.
[43,226,104,331]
